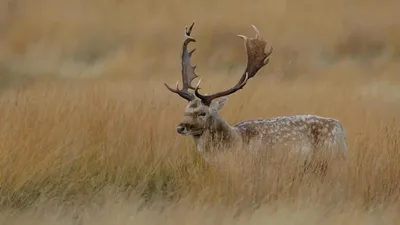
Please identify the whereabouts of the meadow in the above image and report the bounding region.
[0,0,400,224]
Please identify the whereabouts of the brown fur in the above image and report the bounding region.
[177,98,347,165]
[166,23,347,167]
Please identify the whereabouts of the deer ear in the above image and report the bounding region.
[211,97,228,111]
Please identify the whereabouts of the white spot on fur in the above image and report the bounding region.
[230,115,347,158]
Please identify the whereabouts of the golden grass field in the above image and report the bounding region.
[0,0,400,224]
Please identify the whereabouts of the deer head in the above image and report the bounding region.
[165,22,273,136]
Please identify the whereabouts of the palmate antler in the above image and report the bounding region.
[165,22,273,105]
[195,25,273,106]
[164,22,198,101]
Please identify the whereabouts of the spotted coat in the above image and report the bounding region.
[233,115,347,159]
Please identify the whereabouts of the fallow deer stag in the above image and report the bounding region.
[165,22,347,167]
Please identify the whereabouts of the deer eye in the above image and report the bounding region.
[198,112,206,117]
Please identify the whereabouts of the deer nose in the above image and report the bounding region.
[176,125,185,134]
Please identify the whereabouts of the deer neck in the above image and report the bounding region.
[193,114,240,155]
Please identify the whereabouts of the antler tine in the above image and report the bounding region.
[251,24,260,38]
[195,79,202,89]
[195,24,273,106]
[185,21,195,37]
[164,21,199,102]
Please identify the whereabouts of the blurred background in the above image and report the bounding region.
[0,1,400,224]
[0,0,399,87]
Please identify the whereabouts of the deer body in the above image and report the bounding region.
[165,22,347,165]
[182,99,346,162]
[234,114,346,155]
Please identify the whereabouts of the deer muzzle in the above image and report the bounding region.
[177,122,204,136]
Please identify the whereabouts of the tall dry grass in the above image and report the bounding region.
[0,77,399,223]
[0,0,400,224]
